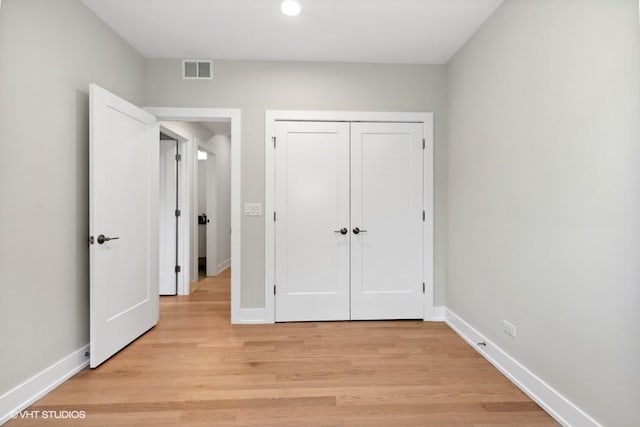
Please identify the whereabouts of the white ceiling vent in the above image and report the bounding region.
[182,60,213,80]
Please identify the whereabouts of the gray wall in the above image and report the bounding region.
[0,0,144,396]
[144,60,448,308]
[446,0,640,425]
[203,135,232,271]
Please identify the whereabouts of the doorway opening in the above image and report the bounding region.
[196,121,232,283]
[197,148,212,280]
[146,107,242,323]
[156,119,233,296]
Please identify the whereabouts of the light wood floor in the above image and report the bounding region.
[10,269,557,426]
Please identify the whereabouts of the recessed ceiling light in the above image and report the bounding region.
[281,0,301,17]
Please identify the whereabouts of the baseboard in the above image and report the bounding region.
[0,312,601,426]
[216,258,231,275]
[445,309,601,427]
[0,345,89,425]
[235,308,267,324]
[427,306,446,321]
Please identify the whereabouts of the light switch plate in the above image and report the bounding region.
[244,203,263,216]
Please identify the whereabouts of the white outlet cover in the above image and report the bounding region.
[244,203,263,216]
[502,320,517,338]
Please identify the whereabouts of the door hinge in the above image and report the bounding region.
[175,153,182,162]
[273,211,277,222]
[175,209,181,217]
[175,265,181,273]
[274,285,276,295]
[422,211,426,221]
[422,283,426,293]
[272,136,276,148]
[422,138,426,149]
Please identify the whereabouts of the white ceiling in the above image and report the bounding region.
[81,0,503,64]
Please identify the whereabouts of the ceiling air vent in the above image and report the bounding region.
[182,60,213,80]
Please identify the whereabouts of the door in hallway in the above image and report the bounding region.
[159,138,179,296]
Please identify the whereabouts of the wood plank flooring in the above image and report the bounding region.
[9,269,557,426]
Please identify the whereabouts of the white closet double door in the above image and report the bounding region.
[275,121,425,322]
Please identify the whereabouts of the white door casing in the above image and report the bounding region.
[90,84,159,367]
[274,121,351,321]
[159,139,177,295]
[350,122,424,320]
[265,111,433,324]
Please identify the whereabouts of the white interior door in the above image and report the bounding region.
[275,121,350,321]
[206,154,217,276]
[90,84,159,368]
[159,139,177,295]
[350,122,424,320]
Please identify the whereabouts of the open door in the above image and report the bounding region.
[159,138,178,295]
[205,154,217,276]
[89,84,159,368]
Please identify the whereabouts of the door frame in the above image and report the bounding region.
[158,126,189,295]
[146,107,242,323]
[264,110,434,324]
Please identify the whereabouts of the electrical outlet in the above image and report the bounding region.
[502,320,516,338]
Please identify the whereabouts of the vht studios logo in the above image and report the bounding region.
[12,410,87,420]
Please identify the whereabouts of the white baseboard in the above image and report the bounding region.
[235,308,267,324]
[427,306,446,321]
[0,311,602,427]
[445,309,601,427]
[0,344,89,425]
[216,258,231,275]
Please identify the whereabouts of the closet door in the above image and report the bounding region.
[350,122,424,320]
[275,121,350,321]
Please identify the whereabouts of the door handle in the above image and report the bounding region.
[352,227,367,235]
[97,234,120,244]
[334,228,348,235]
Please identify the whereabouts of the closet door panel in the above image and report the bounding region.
[350,122,424,320]
[274,121,350,321]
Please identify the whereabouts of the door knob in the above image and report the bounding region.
[97,234,120,244]
[334,228,348,235]
[352,227,367,235]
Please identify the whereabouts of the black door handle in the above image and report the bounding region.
[97,234,120,244]
[334,228,348,235]
[353,227,368,235]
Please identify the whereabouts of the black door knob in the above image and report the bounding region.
[97,234,120,244]
[353,227,368,235]
[334,228,348,235]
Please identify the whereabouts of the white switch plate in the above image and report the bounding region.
[244,203,263,216]
[502,320,517,338]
